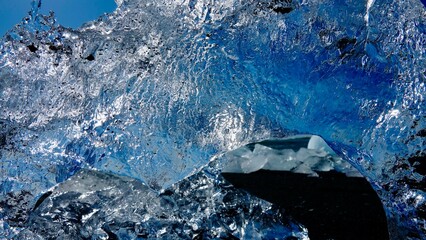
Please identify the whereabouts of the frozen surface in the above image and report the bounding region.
[222,135,363,177]
[0,0,425,238]
[12,168,308,239]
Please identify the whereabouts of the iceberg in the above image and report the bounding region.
[1,0,425,239]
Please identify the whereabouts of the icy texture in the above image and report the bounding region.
[0,0,425,238]
[222,135,362,177]
[17,168,308,239]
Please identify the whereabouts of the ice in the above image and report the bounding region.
[1,0,425,238]
[15,168,308,239]
[223,135,361,177]
[240,144,270,173]
[307,135,336,156]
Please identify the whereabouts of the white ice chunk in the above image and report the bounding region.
[223,135,362,177]
[240,144,270,173]
[223,146,252,173]
[263,149,300,171]
[307,135,336,155]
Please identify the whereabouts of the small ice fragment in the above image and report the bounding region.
[307,135,336,155]
[240,144,270,173]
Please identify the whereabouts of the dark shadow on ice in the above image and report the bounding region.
[0,190,33,228]
[32,190,52,211]
[222,170,389,240]
[221,135,389,240]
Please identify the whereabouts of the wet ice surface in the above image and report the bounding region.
[0,0,425,239]
[222,135,363,177]
[17,168,308,239]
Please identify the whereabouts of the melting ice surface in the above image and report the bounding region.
[0,0,425,239]
[15,167,309,239]
[222,135,363,177]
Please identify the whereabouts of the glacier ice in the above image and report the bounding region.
[222,135,362,177]
[14,168,308,239]
[0,0,425,239]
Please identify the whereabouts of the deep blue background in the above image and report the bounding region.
[0,0,116,37]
